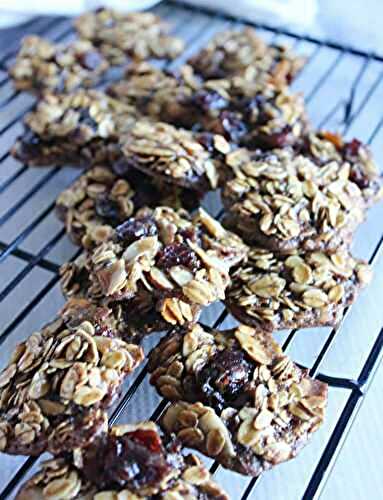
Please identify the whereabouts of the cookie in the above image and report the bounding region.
[221,147,366,252]
[188,27,305,84]
[225,246,372,332]
[11,90,140,167]
[9,35,108,94]
[55,164,201,249]
[0,298,143,456]
[75,8,184,64]
[119,120,231,193]
[149,324,327,476]
[16,422,228,500]
[60,207,248,332]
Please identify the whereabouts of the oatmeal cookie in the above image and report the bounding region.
[16,422,228,500]
[149,324,327,476]
[60,207,247,332]
[12,90,140,167]
[9,35,108,94]
[0,299,143,456]
[221,147,366,252]
[56,164,201,249]
[225,246,372,331]
[75,8,184,64]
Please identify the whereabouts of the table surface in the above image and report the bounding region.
[0,2,382,499]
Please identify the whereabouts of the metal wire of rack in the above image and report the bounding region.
[0,1,382,499]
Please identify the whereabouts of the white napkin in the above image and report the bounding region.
[0,0,317,28]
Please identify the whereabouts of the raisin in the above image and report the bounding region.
[196,132,216,152]
[115,216,158,244]
[194,349,252,412]
[156,243,199,272]
[343,140,371,189]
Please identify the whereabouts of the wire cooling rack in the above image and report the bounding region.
[0,1,382,499]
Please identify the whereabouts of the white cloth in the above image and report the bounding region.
[0,0,317,28]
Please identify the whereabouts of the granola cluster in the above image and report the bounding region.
[226,246,372,331]
[0,299,143,456]
[109,62,308,148]
[9,35,108,94]
[149,324,327,476]
[188,27,306,84]
[16,422,228,500]
[55,164,201,249]
[221,147,367,252]
[10,9,184,95]
[298,131,383,206]
[75,8,184,63]
[120,121,231,192]
[12,90,140,167]
[60,207,248,331]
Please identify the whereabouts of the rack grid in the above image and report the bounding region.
[0,1,382,498]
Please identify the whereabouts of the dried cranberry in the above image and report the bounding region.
[115,216,158,244]
[129,429,163,453]
[18,130,42,160]
[95,197,122,225]
[196,132,216,152]
[195,349,252,411]
[156,243,199,272]
[77,50,104,70]
[343,138,362,158]
[82,431,171,491]
[252,126,292,149]
[192,89,228,112]
[349,166,370,189]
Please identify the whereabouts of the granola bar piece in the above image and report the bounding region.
[0,299,143,456]
[9,35,108,94]
[298,131,383,207]
[107,61,191,117]
[148,324,327,476]
[55,164,201,249]
[225,246,372,332]
[119,120,231,192]
[188,27,306,84]
[60,207,248,332]
[108,63,308,149]
[16,422,228,500]
[75,8,184,64]
[11,90,140,167]
[221,147,366,252]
